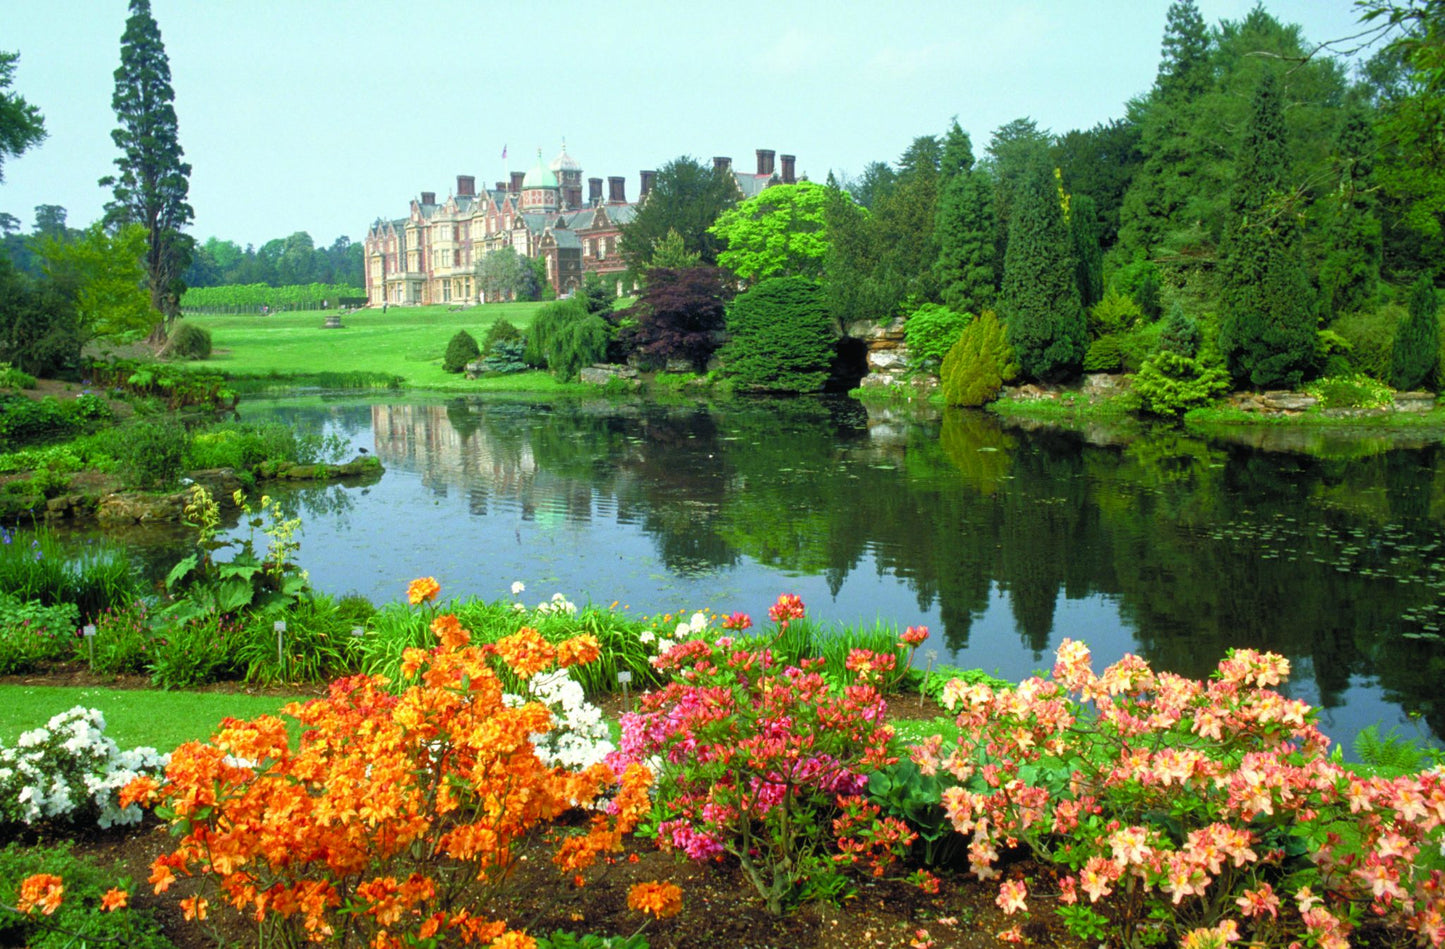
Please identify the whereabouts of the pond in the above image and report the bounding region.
[132,393,1445,752]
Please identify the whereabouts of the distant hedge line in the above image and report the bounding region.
[181,283,365,311]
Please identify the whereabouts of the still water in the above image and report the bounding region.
[226,392,1445,751]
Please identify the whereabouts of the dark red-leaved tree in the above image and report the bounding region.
[626,266,734,371]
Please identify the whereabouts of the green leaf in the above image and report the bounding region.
[214,577,256,613]
[164,554,199,589]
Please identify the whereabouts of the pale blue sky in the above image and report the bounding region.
[3,1,1374,249]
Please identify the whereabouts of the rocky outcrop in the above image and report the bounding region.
[255,457,384,480]
[579,364,641,389]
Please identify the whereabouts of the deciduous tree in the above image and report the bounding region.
[100,0,193,330]
[38,222,154,344]
[710,181,830,284]
[626,265,733,371]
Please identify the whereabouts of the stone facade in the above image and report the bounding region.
[363,146,799,307]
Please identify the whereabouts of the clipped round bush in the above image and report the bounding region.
[719,276,835,393]
[164,322,212,360]
[442,330,481,374]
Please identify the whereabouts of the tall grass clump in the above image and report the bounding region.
[0,526,138,619]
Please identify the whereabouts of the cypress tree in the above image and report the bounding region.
[1320,107,1383,318]
[1069,193,1105,309]
[934,120,996,314]
[1218,71,1317,389]
[1002,159,1085,380]
[1391,275,1439,391]
[101,0,193,330]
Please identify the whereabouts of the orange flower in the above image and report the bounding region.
[407,576,440,605]
[119,774,159,809]
[627,880,683,920]
[555,634,600,668]
[494,627,555,679]
[490,932,538,949]
[431,613,471,651]
[179,895,209,921]
[17,874,63,915]
[101,887,129,912]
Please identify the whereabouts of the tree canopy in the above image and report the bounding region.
[618,157,738,275]
[710,181,831,284]
[0,50,45,184]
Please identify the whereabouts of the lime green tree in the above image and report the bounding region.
[39,222,154,344]
[709,181,831,284]
[940,310,1018,407]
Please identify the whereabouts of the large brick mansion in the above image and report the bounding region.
[362,145,798,306]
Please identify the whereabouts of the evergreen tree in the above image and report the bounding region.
[0,51,45,184]
[1319,107,1383,317]
[1002,159,1086,380]
[618,156,737,274]
[1069,193,1105,309]
[100,0,192,329]
[934,121,996,314]
[986,118,1051,281]
[1218,71,1317,389]
[873,135,942,303]
[1391,274,1439,390]
[1156,0,1212,102]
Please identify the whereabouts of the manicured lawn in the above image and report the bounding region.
[183,302,550,389]
[0,684,295,751]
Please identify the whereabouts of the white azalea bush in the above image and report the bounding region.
[0,706,168,828]
[506,667,616,771]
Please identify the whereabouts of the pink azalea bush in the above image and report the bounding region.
[615,594,922,915]
[916,638,1445,947]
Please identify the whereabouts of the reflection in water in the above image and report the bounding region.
[223,394,1445,751]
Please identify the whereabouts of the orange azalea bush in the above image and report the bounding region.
[124,582,652,948]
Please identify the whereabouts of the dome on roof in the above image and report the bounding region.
[522,149,558,189]
[550,143,581,173]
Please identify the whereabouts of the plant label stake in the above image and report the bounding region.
[274,620,286,677]
[351,626,364,638]
[618,670,632,707]
[83,624,96,671]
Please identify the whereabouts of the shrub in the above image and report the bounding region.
[473,338,528,375]
[1088,289,1143,338]
[1333,303,1399,379]
[1390,275,1439,390]
[919,641,1445,947]
[626,265,732,372]
[903,302,973,372]
[0,842,173,949]
[616,594,919,915]
[1112,258,1162,320]
[550,314,611,381]
[163,321,212,360]
[442,329,481,374]
[525,297,590,367]
[127,591,652,947]
[1131,350,1230,417]
[1305,373,1394,410]
[0,706,166,828]
[1157,301,1202,358]
[0,593,79,674]
[0,363,36,390]
[940,310,1018,407]
[482,317,522,351]
[1083,336,1123,372]
[114,416,187,490]
[720,276,835,393]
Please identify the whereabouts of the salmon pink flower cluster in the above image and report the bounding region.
[767,592,805,628]
[916,638,1445,946]
[121,579,653,948]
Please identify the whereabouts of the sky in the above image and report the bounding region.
[2,0,1379,250]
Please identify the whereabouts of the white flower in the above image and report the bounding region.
[688,612,708,633]
[639,630,656,645]
[511,580,526,596]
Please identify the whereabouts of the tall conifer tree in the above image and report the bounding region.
[1390,274,1439,390]
[1320,107,1383,317]
[1218,71,1316,388]
[101,0,192,329]
[1002,159,1085,380]
[934,120,996,314]
[1069,193,1105,309]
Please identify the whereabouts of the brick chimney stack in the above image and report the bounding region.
[509,172,524,194]
[495,181,507,193]
[639,170,656,199]
[607,176,627,204]
[456,175,476,197]
[713,156,732,174]
[780,155,796,184]
[756,149,775,176]
[588,177,603,204]
[420,191,436,206]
